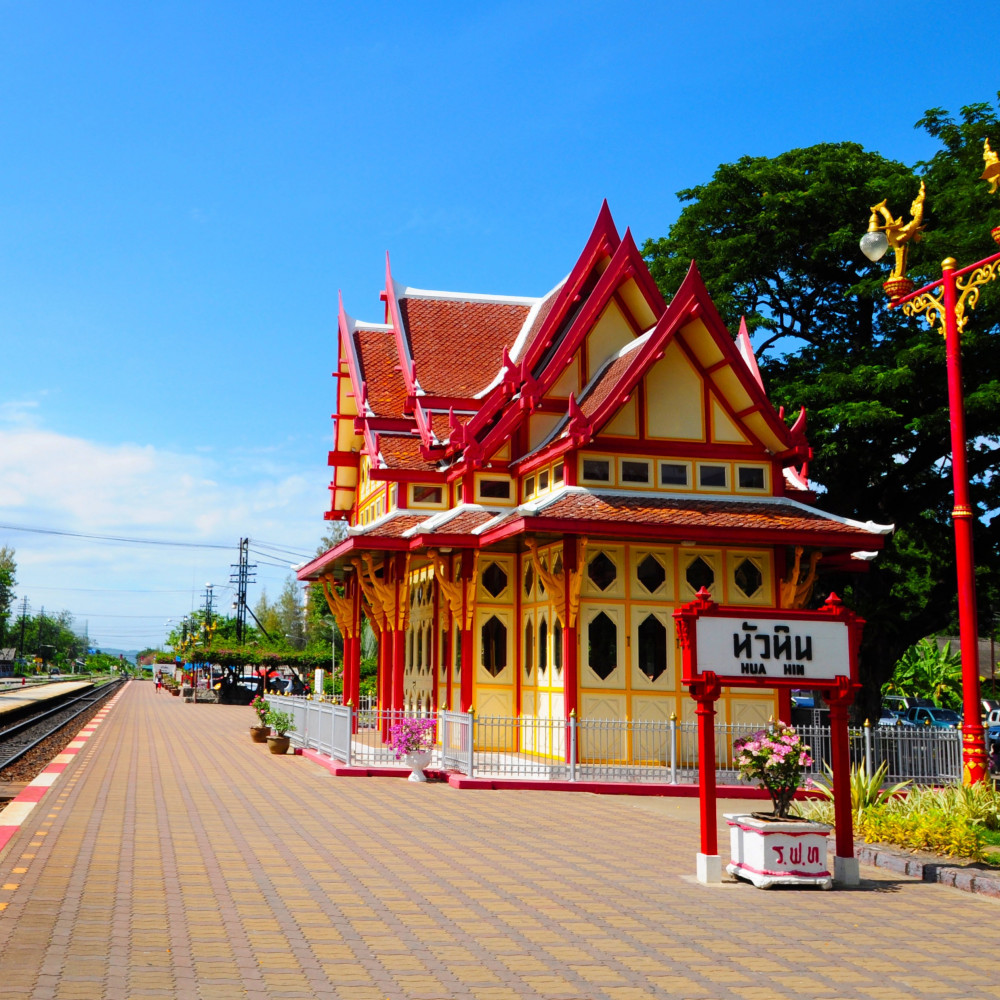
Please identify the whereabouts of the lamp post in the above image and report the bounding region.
[861,140,1000,785]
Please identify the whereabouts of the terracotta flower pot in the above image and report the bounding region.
[267,735,291,755]
[250,725,270,743]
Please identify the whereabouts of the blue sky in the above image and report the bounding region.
[0,0,996,650]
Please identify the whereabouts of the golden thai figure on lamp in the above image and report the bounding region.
[860,180,926,300]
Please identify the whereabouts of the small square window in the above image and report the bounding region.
[582,458,611,482]
[621,460,650,484]
[539,470,549,490]
[553,462,564,484]
[479,478,511,499]
[699,465,728,488]
[412,485,443,504]
[524,476,535,498]
[738,466,766,490]
[660,463,688,487]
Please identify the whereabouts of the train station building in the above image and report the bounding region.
[297,203,890,738]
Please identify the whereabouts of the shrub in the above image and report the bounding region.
[265,708,295,737]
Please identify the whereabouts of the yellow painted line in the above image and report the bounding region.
[11,867,26,874]
[2,883,19,890]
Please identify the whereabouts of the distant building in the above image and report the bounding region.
[298,204,891,738]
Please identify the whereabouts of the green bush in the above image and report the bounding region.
[264,708,295,737]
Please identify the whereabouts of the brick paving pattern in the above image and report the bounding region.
[0,681,990,999]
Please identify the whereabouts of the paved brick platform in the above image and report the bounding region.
[0,681,990,999]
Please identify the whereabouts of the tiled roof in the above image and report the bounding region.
[400,298,530,397]
[579,351,634,419]
[514,284,561,363]
[420,509,496,535]
[486,491,885,543]
[378,434,439,473]
[427,410,472,444]
[355,328,406,418]
[358,514,428,539]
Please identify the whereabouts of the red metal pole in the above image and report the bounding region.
[693,675,721,859]
[827,693,854,862]
[941,259,987,785]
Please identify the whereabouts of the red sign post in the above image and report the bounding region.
[674,589,864,885]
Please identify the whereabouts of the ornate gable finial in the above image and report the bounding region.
[565,392,588,447]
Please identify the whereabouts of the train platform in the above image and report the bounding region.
[0,679,94,721]
[0,680,992,1000]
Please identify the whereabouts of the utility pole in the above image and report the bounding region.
[17,596,28,663]
[229,538,257,645]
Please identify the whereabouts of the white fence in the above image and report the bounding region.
[264,696,963,786]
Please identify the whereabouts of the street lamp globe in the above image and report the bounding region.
[859,230,889,262]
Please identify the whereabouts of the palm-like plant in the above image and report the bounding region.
[882,637,962,709]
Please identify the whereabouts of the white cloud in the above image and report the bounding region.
[0,424,331,650]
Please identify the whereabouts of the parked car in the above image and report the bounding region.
[901,706,962,729]
[985,708,1000,748]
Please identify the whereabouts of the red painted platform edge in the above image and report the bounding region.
[14,786,47,803]
[0,826,18,852]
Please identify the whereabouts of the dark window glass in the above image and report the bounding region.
[523,563,534,597]
[699,465,727,488]
[637,615,667,682]
[734,558,763,597]
[482,562,508,598]
[637,554,666,593]
[738,466,765,490]
[412,485,443,503]
[539,470,549,490]
[454,628,462,672]
[621,460,650,483]
[539,619,548,674]
[588,552,617,591]
[524,476,535,498]
[686,557,715,593]
[479,479,512,499]
[524,621,534,677]
[661,463,688,486]
[582,458,611,482]
[553,620,563,671]
[553,462,564,483]
[481,616,507,677]
[588,613,617,680]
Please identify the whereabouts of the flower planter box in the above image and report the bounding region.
[725,813,833,890]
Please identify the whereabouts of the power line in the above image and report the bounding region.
[0,522,233,549]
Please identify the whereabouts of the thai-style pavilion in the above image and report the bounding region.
[298,203,891,734]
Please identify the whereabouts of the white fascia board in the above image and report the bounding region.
[851,550,880,562]
[522,485,894,536]
[401,502,497,538]
[399,285,541,305]
[349,507,412,537]
[508,276,568,363]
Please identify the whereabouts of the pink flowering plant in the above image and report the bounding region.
[733,721,813,818]
[251,694,269,727]
[389,717,436,760]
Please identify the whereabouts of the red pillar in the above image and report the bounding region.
[692,673,721,882]
[941,261,986,785]
[826,681,859,884]
[562,537,579,763]
[379,628,392,741]
[460,550,474,713]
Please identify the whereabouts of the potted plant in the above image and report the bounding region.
[250,695,270,742]
[389,717,436,781]
[265,708,296,755]
[725,721,833,889]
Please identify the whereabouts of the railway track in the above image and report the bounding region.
[0,678,125,773]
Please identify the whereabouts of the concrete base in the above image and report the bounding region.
[696,852,722,884]
[834,855,860,886]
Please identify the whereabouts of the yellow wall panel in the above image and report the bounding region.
[602,397,638,438]
[645,342,704,440]
[550,356,580,398]
[529,413,561,451]
[617,278,657,331]
[710,398,749,444]
[679,319,724,369]
[586,301,633,380]
[710,365,754,414]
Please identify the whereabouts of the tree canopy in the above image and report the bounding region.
[643,94,1000,718]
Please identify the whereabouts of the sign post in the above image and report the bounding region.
[674,589,864,886]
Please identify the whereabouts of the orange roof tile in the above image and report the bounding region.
[400,298,530,397]
[377,434,439,473]
[354,327,406,419]
[360,514,428,539]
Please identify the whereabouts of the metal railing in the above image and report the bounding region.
[264,697,963,786]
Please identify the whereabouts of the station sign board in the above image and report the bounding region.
[675,593,862,691]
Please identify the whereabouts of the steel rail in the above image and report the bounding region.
[0,679,125,772]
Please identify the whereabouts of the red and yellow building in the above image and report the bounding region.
[298,203,890,733]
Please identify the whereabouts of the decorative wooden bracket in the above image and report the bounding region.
[351,556,385,633]
[362,552,405,632]
[524,536,588,627]
[780,546,822,609]
[464,552,480,630]
[429,549,463,623]
[319,574,356,639]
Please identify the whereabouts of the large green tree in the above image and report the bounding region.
[643,96,1000,720]
[0,546,15,647]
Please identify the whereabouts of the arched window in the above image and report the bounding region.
[539,618,549,675]
[481,616,507,677]
[524,620,534,678]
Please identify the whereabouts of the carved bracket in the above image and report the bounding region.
[319,574,356,639]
